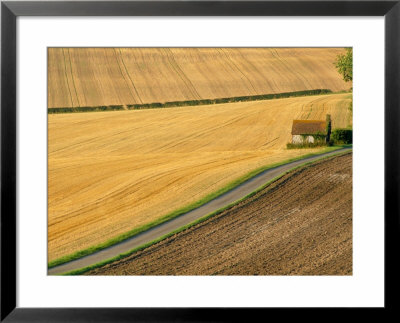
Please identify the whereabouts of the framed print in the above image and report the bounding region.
[1,0,399,321]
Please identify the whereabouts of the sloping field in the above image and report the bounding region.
[48,48,351,108]
[87,153,353,275]
[48,93,352,262]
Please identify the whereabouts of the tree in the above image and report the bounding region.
[335,48,352,82]
[326,114,332,143]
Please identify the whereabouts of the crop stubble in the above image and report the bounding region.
[48,93,352,262]
[48,48,351,108]
[88,153,352,275]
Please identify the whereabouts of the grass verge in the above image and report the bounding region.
[48,144,351,269]
[286,142,328,149]
[61,148,352,275]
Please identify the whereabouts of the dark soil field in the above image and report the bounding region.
[88,153,352,276]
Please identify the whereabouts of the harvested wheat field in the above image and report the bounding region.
[48,48,351,108]
[87,152,352,276]
[48,93,352,262]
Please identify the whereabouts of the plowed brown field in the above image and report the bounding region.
[87,153,352,275]
[48,48,351,108]
[48,93,352,262]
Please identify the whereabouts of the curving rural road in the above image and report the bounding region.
[48,147,351,275]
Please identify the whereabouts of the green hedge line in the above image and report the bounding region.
[48,89,333,114]
[331,128,352,144]
[48,105,125,114]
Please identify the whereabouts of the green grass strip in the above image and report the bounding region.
[62,148,352,275]
[48,89,339,114]
[48,144,351,269]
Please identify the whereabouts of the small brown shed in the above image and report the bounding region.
[291,120,326,144]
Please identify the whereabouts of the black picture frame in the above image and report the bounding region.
[1,0,399,321]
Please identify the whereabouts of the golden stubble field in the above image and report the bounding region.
[48,93,352,262]
[48,48,351,108]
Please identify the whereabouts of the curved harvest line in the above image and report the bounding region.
[163,48,202,100]
[117,49,143,104]
[66,49,81,107]
[61,49,74,108]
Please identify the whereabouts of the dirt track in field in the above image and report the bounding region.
[88,153,352,276]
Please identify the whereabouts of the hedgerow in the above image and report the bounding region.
[48,89,333,114]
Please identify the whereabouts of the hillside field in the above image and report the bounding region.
[48,48,351,109]
[48,93,352,262]
[87,153,352,276]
